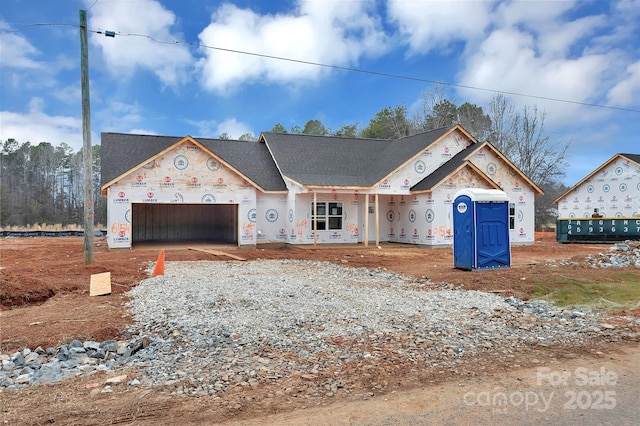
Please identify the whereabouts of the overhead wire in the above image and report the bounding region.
[87,0,99,12]
[103,30,640,114]
[2,22,640,114]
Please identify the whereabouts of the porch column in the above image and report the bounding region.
[375,194,380,246]
[364,194,369,247]
[313,191,317,248]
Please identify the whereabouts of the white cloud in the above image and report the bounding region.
[95,101,145,133]
[459,28,608,108]
[87,0,193,88]
[215,118,253,138]
[185,117,253,139]
[493,0,576,29]
[0,20,74,91]
[615,0,640,17]
[387,0,639,129]
[387,0,493,54]
[0,21,43,70]
[51,83,81,105]
[0,98,82,149]
[536,15,607,58]
[452,2,618,126]
[128,128,158,136]
[608,61,640,107]
[184,118,218,137]
[197,1,388,94]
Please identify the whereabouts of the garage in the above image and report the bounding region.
[131,203,238,244]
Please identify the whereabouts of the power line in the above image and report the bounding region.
[87,0,99,12]
[90,29,640,114]
[3,22,640,114]
[1,23,77,32]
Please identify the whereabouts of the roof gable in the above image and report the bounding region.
[412,140,544,194]
[553,153,640,204]
[371,125,467,186]
[412,161,499,193]
[100,133,286,194]
[411,142,495,192]
[467,141,544,195]
[101,133,183,188]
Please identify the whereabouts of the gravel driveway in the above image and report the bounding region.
[123,259,634,397]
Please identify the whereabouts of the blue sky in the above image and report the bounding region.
[1,0,639,186]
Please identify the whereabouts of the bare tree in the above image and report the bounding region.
[488,95,570,187]
[412,84,452,130]
[414,85,492,141]
[487,93,516,158]
[486,95,571,230]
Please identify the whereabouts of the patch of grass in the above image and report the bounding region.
[532,271,640,311]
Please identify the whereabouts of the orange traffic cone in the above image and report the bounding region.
[152,249,165,277]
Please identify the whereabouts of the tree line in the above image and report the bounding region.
[0,141,104,228]
[1,91,568,229]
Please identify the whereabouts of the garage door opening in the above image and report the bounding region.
[131,203,237,244]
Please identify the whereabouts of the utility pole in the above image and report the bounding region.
[79,9,94,264]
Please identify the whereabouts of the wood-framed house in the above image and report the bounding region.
[100,125,542,249]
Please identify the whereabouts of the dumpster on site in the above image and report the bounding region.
[453,188,511,270]
[556,217,640,243]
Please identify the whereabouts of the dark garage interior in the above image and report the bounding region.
[131,203,238,244]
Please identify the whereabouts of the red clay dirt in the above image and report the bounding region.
[1,233,639,425]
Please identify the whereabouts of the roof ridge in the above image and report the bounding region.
[393,125,455,141]
[262,132,389,142]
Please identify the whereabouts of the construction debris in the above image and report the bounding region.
[547,241,640,268]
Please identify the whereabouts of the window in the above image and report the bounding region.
[312,202,343,230]
[509,203,515,230]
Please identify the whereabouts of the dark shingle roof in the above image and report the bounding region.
[620,154,640,164]
[260,132,389,186]
[100,133,286,192]
[101,133,178,186]
[198,138,287,191]
[101,126,459,192]
[262,126,455,187]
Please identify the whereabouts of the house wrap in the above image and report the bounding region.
[100,125,543,249]
[554,153,640,218]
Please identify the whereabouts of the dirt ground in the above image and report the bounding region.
[1,234,639,425]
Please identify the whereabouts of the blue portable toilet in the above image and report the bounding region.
[453,188,511,270]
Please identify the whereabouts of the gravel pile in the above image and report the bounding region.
[584,241,640,268]
[547,241,640,268]
[0,339,144,390]
[2,259,638,395]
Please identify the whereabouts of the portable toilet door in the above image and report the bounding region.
[453,192,474,270]
[453,188,511,270]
